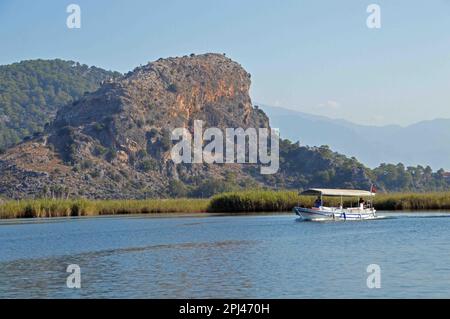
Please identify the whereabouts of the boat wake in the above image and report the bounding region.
[380,213,450,220]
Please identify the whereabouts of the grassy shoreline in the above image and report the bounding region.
[0,198,209,219]
[1,191,450,219]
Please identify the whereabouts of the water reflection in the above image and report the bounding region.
[0,240,257,298]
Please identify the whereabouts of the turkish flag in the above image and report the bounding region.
[371,184,377,194]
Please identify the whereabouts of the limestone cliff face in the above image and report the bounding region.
[0,53,270,199]
[51,53,268,163]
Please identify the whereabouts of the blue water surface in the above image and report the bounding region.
[0,212,449,298]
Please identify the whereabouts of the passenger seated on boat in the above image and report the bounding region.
[314,197,323,208]
[359,197,365,209]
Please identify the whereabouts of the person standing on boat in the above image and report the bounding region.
[314,196,323,208]
[359,197,365,209]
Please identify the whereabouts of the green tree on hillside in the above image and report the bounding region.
[0,59,121,149]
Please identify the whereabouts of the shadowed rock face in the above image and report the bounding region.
[0,53,271,199]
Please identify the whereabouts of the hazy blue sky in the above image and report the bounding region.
[1,0,449,126]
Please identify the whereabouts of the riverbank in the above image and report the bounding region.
[1,191,450,219]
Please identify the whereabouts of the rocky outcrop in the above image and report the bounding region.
[51,53,267,160]
[0,53,269,199]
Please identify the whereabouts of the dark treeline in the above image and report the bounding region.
[372,163,450,192]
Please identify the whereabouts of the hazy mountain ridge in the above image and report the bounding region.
[262,105,450,170]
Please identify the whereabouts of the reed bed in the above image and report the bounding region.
[208,190,450,213]
[2,191,450,219]
[0,198,209,219]
[207,190,302,212]
[373,192,450,211]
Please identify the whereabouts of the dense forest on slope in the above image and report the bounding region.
[372,163,450,192]
[145,140,450,197]
[273,140,450,193]
[0,59,121,150]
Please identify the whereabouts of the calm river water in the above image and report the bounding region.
[1,212,450,298]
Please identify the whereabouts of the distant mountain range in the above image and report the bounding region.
[261,105,450,170]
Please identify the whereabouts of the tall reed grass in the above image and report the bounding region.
[0,198,209,219]
[208,190,450,213]
[2,191,450,219]
[373,192,450,210]
[207,190,302,212]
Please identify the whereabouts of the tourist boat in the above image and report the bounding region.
[293,188,377,221]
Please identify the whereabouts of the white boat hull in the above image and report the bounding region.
[293,206,377,221]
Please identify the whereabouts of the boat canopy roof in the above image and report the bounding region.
[300,188,375,197]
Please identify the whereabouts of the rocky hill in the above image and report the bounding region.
[0,54,376,199]
[0,59,120,150]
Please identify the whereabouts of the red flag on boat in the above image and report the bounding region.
[370,184,377,194]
